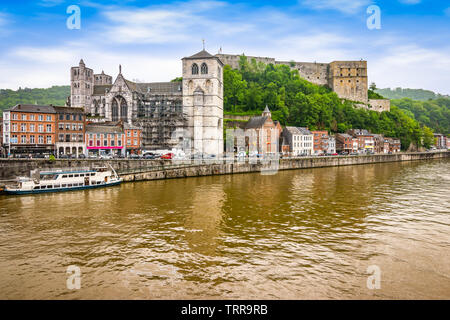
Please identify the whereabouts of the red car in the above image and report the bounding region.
[161,153,174,160]
[331,153,338,156]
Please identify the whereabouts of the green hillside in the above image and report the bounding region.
[223,56,435,150]
[0,86,70,111]
[391,98,450,135]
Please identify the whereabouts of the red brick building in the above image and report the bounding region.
[311,130,328,155]
[124,123,143,155]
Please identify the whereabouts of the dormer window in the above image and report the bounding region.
[192,63,199,75]
[201,63,208,74]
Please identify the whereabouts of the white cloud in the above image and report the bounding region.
[301,0,372,14]
[369,44,450,94]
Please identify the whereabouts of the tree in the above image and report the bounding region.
[370,82,377,91]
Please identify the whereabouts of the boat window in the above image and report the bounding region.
[91,173,95,176]
[62,175,68,178]
[55,185,60,188]
[74,174,79,177]
[62,184,67,187]
[34,186,40,190]
[68,175,73,178]
[68,184,73,187]
[80,174,84,177]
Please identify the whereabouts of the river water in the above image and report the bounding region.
[0,159,449,299]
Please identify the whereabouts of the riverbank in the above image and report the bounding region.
[0,151,448,182]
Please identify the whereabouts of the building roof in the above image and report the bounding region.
[53,106,85,114]
[284,126,301,134]
[136,82,182,94]
[123,123,142,130]
[337,133,352,138]
[183,50,214,59]
[7,104,56,113]
[93,84,112,95]
[297,127,312,135]
[245,116,269,129]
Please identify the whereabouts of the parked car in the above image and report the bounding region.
[350,152,359,156]
[161,153,174,160]
[143,153,157,159]
[78,154,86,159]
[339,152,349,156]
[331,153,339,156]
[59,154,69,159]
[130,154,140,159]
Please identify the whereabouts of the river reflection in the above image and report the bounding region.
[0,159,449,299]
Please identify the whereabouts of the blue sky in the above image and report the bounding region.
[0,0,449,94]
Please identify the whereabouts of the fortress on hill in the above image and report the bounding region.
[216,53,390,112]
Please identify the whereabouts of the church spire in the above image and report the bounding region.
[119,64,122,74]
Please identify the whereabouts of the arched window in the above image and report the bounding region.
[192,63,199,75]
[201,63,208,74]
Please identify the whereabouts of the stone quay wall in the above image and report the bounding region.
[0,151,448,182]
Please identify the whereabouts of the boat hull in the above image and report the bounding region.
[3,180,122,195]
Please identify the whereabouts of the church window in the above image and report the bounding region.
[201,63,208,74]
[192,63,199,75]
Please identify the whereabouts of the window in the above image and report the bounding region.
[118,140,122,146]
[89,140,93,146]
[78,124,83,131]
[192,63,199,75]
[66,114,70,120]
[59,114,64,120]
[96,140,100,147]
[12,124,17,132]
[127,139,131,145]
[127,131,131,137]
[103,140,107,146]
[134,131,138,137]
[133,139,136,145]
[66,124,71,130]
[111,140,115,147]
[46,115,52,121]
[201,63,208,74]
[72,124,77,130]
[72,134,77,141]
[21,135,26,144]
[59,134,64,141]
[46,136,52,144]
[30,114,35,121]
[59,123,64,130]
[46,124,52,132]
[11,135,17,144]
[78,115,82,121]
[38,124,44,133]
[65,134,70,142]
[30,135,35,144]
[38,115,43,121]
[21,123,26,132]
[78,134,83,142]
[22,114,27,120]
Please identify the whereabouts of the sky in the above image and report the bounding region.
[0,0,449,94]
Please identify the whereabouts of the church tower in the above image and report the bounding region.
[70,59,94,109]
[182,49,224,156]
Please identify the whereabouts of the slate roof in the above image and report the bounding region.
[245,116,269,129]
[86,123,123,134]
[184,50,214,59]
[53,106,85,114]
[136,82,182,94]
[93,85,112,95]
[8,104,56,113]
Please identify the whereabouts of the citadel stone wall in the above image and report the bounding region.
[216,53,370,104]
[368,99,391,112]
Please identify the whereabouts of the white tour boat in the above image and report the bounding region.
[3,165,122,195]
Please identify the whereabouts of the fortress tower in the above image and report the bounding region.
[182,50,224,156]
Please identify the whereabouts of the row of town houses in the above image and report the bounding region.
[0,103,415,158]
[1,104,142,158]
[230,107,402,156]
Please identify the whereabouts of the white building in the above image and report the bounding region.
[283,126,314,156]
[325,135,336,154]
